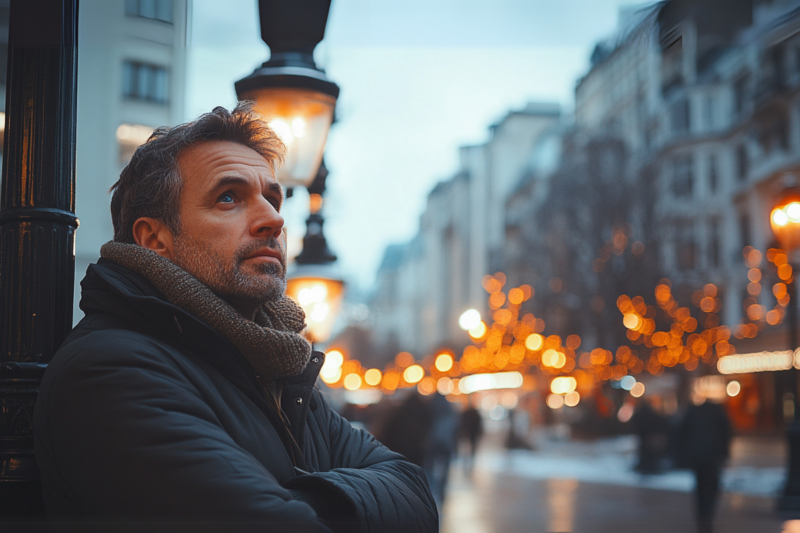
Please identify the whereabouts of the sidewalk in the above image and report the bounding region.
[440,429,793,533]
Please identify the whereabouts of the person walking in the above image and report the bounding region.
[458,403,484,470]
[631,398,666,474]
[677,399,732,533]
[374,392,435,468]
[425,393,459,504]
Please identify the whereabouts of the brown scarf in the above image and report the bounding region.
[100,241,312,383]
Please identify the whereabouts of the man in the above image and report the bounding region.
[676,398,732,533]
[33,104,438,531]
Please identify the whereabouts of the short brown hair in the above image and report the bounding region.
[110,102,285,244]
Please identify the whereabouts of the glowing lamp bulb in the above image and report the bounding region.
[788,202,800,222]
[268,118,293,146]
[773,208,789,227]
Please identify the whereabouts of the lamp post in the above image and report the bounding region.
[235,0,344,345]
[235,0,339,189]
[285,160,345,345]
[0,0,79,516]
[770,180,800,510]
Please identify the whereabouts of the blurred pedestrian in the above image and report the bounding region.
[374,392,434,468]
[425,393,459,504]
[505,408,533,450]
[458,403,483,470]
[631,398,666,473]
[676,399,732,533]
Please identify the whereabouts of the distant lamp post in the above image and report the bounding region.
[770,178,800,510]
[285,161,344,344]
[235,0,339,188]
[771,195,800,253]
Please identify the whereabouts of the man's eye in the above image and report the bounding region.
[218,193,234,203]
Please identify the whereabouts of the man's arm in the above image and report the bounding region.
[34,330,331,529]
[285,390,439,533]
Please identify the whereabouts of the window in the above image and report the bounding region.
[676,222,696,271]
[734,75,749,115]
[670,98,690,135]
[673,155,693,197]
[122,61,169,104]
[125,0,173,23]
[704,94,714,130]
[661,37,683,94]
[117,123,155,164]
[739,212,751,248]
[736,144,748,181]
[709,217,720,268]
[708,154,718,193]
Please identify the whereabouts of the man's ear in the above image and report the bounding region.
[132,217,175,260]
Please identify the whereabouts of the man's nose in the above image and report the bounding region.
[251,198,284,239]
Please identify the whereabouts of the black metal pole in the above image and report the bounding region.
[0,0,79,516]
[780,269,800,510]
[295,160,337,265]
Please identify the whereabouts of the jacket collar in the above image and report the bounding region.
[80,260,321,395]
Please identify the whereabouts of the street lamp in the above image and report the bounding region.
[236,0,344,343]
[769,178,800,510]
[235,0,339,188]
[285,161,345,344]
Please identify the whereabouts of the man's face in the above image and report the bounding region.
[171,140,286,310]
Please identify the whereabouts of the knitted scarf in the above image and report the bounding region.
[100,241,312,383]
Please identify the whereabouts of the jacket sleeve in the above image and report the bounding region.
[34,330,332,530]
[285,390,439,533]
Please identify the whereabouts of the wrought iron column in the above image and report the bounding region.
[0,0,79,516]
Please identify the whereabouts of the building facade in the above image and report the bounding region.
[368,104,561,363]
[366,1,800,428]
[73,0,189,321]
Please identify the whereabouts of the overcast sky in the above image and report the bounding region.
[186,0,652,293]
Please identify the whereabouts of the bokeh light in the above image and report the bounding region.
[525,333,544,351]
[343,374,362,391]
[564,391,580,407]
[364,368,382,386]
[435,353,454,372]
[546,394,564,409]
[458,309,482,330]
[403,364,424,384]
[727,380,741,397]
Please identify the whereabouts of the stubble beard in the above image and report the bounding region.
[172,234,287,307]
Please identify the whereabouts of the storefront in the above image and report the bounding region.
[716,348,798,433]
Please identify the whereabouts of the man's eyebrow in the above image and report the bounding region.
[266,181,282,198]
[209,176,250,192]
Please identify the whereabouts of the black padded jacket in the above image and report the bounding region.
[33,259,438,532]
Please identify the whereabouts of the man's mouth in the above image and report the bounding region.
[244,248,282,265]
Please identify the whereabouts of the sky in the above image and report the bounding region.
[186,0,652,293]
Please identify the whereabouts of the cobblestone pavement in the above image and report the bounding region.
[440,430,796,533]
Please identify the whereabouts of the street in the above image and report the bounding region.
[441,427,794,533]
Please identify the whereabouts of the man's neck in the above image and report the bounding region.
[221,295,260,321]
